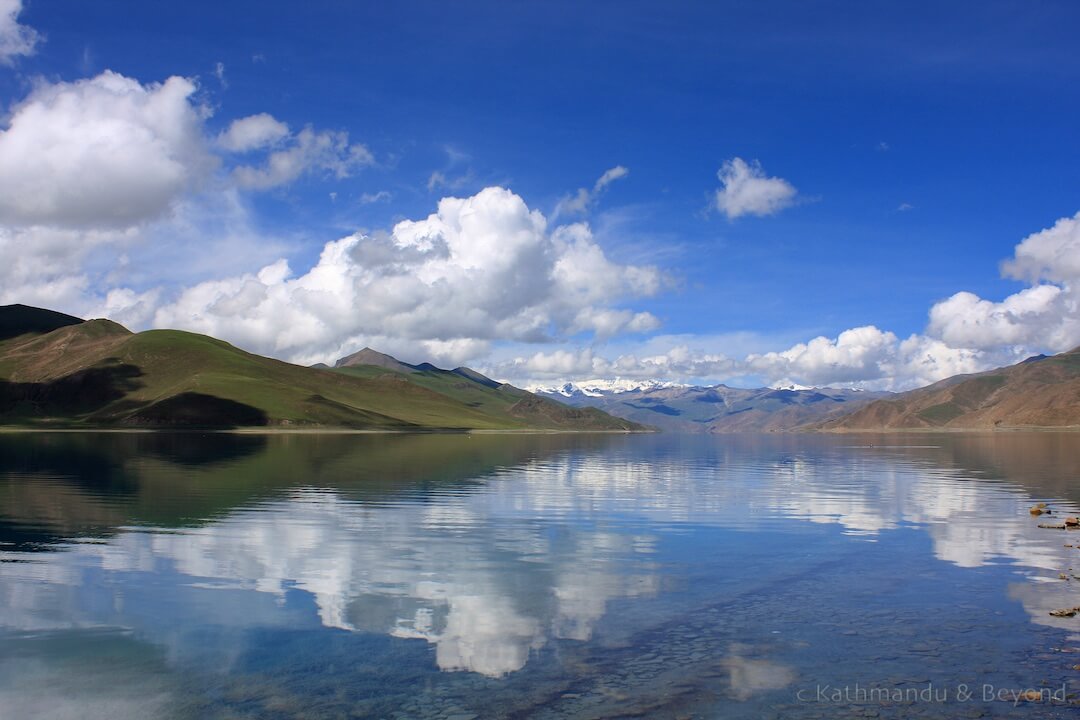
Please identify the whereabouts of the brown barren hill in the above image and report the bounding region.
[822,347,1080,431]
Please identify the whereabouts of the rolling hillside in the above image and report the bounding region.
[0,304,643,431]
[822,347,1080,431]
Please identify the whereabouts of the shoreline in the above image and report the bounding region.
[0,425,655,435]
[815,425,1080,434]
[4,424,1080,435]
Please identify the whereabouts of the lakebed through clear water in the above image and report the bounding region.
[2,431,1080,719]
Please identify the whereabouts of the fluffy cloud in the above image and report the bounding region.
[216,112,289,152]
[746,326,900,386]
[927,286,1071,350]
[0,70,217,312]
[713,157,797,219]
[0,70,376,231]
[0,0,37,64]
[557,165,630,215]
[1002,210,1080,284]
[231,125,374,190]
[149,187,663,364]
[0,71,214,228]
[746,328,996,390]
[926,213,1080,354]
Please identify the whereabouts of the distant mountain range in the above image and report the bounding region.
[821,348,1080,431]
[529,378,690,397]
[532,382,891,432]
[532,347,1080,432]
[0,304,642,431]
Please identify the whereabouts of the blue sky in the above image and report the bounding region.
[1,1,1078,388]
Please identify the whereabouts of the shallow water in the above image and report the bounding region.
[2,431,1080,718]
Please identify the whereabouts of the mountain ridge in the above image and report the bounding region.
[821,345,1080,431]
[335,347,417,374]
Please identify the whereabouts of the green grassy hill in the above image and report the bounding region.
[0,306,644,431]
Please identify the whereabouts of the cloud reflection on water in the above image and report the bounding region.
[1,433,1079,680]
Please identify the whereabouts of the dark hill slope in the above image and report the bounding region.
[0,303,84,341]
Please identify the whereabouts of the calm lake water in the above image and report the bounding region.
[3,431,1080,719]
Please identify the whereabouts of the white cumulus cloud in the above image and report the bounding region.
[0,71,215,228]
[745,327,995,390]
[927,286,1070,351]
[217,112,289,152]
[926,212,1080,354]
[1002,210,1080,284]
[149,187,663,364]
[746,326,900,386]
[713,157,798,219]
[0,0,37,64]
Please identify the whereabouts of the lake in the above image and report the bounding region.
[2,431,1080,718]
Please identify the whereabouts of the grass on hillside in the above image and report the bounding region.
[89,330,528,429]
[2,323,640,430]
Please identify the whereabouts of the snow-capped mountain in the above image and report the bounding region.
[769,381,815,391]
[530,381,892,432]
[525,378,689,398]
